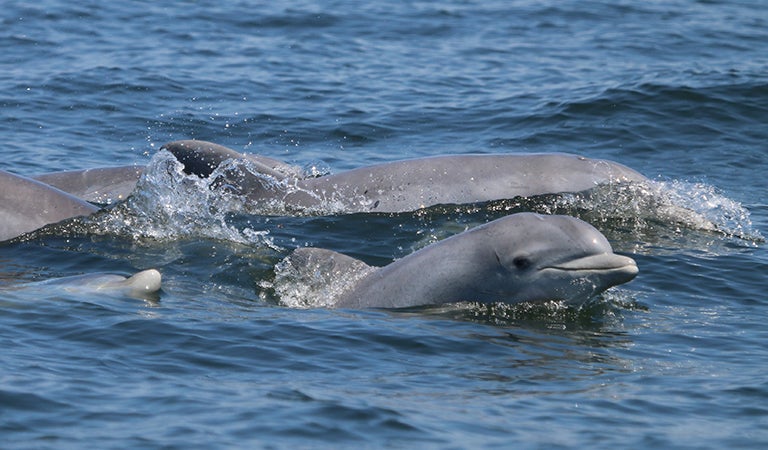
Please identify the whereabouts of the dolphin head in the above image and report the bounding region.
[474,213,638,305]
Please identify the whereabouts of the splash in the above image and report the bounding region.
[89,151,277,247]
[262,250,374,309]
[652,179,761,240]
[528,179,761,242]
[410,288,644,328]
[200,156,355,217]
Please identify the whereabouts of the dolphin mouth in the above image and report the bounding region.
[545,253,639,281]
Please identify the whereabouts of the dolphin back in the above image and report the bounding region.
[0,169,99,242]
[33,166,144,204]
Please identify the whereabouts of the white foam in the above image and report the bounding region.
[548,179,762,242]
[90,151,277,247]
[264,251,374,309]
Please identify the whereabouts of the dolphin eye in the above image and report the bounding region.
[512,255,532,270]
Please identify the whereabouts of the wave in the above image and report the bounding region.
[559,81,768,118]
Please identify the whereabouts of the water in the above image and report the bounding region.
[2,0,767,448]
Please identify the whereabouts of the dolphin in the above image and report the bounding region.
[162,140,648,214]
[276,213,638,309]
[14,269,162,300]
[0,169,100,242]
[33,166,144,204]
[26,142,305,204]
[1,140,647,240]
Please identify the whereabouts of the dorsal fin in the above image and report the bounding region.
[161,140,297,180]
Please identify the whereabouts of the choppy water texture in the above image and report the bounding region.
[2,1,768,448]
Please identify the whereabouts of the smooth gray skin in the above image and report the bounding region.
[283,213,638,309]
[52,269,162,298]
[163,140,648,213]
[33,166,144,204]
[0,169,99,242]
[16,269,162,300]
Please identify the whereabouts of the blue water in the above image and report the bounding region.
[2,1,768,448]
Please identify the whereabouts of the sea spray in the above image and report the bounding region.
[90,151,277,247]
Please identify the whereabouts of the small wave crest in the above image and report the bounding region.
[403,178,761,256]
[407,289,644,328]
[554,179,762,242]
[455,179,762,244]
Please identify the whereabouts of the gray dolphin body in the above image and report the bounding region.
[1,140,646,240]
[0,166,144,242]
[0,169,99,242]
[33,166,144,204]
[163,140,647,213]
[12,269,162,300]
[278,213,638,309]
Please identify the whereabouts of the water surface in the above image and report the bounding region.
[1,1,767,448]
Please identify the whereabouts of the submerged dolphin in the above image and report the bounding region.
[163,140,648,213]
[0,169,99,242]
[15,269,162,300]
[276,213,638,309]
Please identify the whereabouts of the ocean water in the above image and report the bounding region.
[2,0,767,448]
